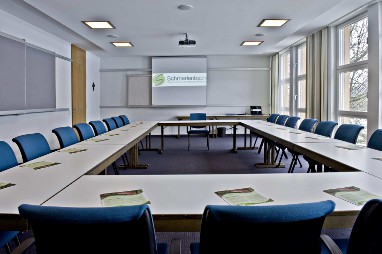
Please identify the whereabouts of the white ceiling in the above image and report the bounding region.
[0,0,372,57]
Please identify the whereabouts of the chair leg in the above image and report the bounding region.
[207,133,209,150]
[112,162,119,175]
[188,133,190,151]
[121,154,128,169]
[288,154,296,173]
[277,149,285,168]
[258,139,264,154]
[297,157,302,168]
[253,136,259,148]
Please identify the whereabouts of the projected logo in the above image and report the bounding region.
[152,74,166,86]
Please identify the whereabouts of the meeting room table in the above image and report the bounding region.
[43,172,382,231]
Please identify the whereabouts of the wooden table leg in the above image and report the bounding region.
[128,144,149,169]
[255,139,285,168]
[160,126,164,154]
[232,125,237,153]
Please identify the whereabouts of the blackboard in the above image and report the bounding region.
[0,34,56,112]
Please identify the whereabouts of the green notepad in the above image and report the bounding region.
[0,181,15,190]
[20,161,61,170]
[215,187,273,206]
[324,186,381,206]
[100,189,151,207]
[59,148,87,154]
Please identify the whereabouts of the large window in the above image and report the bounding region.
[280,52,290,115]
[278,43,306,118]
[337,15,368,144]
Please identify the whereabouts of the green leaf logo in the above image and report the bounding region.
[153,74,165,86]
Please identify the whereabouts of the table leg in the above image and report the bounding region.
[177,126,180,139]
[255,139,285,168]
[237,127,255,150]
[128,144,149,169]
[232,125,237,153]
[160,126,164,154]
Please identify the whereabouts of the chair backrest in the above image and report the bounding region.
[196,201,335,254]
[12,133,51,163]
[18,204,160,254]
[0,141,18,172]
[285,116,300,128]
[267,114,280,123]
[73,123,95,141]
[314,121,338,137]
[190,113,207,129]
[89,121,107,136]
[119,115,130,125]
[334,124,364,144]
[368,129,382,151]
[275,115,289,125]
[52,127,79,148]
[103,118,117,131]
[299,118,318,132]
[112,116,124,128]
[346,199,382,254]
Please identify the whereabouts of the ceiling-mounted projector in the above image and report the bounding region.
[179,33,196,47]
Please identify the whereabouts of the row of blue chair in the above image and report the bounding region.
[0,115,131,253]
[14,198,382,254]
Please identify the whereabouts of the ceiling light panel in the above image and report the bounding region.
[82,21,115,29]
[240,41,263,46]
[111,42,134,47]
[258,19,289,27]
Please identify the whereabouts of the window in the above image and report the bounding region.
[278,43,306,118]
[279,52,290,115]
[337,15,368,144]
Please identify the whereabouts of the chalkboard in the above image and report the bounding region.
[127,76,151,106]
[0,33,56,112]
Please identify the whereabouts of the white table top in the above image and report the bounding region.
[0,143,125,214]
[293,142,382,178]
[44,172,382,215]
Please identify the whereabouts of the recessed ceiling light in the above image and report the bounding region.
[111,42,134,47]
[82,21,115,29]
[241,41,263,46]
[258,19,289,27]
[178,4,193,10]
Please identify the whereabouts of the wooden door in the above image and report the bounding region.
[71,44,86,125]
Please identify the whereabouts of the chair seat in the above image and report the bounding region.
[188,129,209,134]
[190,242,200,254]
[157,242,169,254]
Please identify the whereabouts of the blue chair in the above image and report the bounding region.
[267,113,280,123]
[119,115,130,125]
[257,113,281,153]
[285,116,300,128]
[0,141,35,253]
[188,113,210,151]
[103,118,117,131]
[89,121,107,136]
[314,121,338,138]
[73,123,95,141]
[0,141,18,172]
[275,114,289,125]
[12,133,51,163]
[52,127,79,148]
[190,200,335,254]
[289,121,337,173]
[333,124,364,144]
[305,123,364,173]
[18,204,180,254]
[367,129,382,151]
[321,199,382,254]
[275,118,318,169]
[112,116,124,128]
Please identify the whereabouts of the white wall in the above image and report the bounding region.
[100,55,271,135]
[0,9,100,162]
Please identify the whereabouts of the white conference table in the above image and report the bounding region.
[0,143,125,230]
[44,172,382,231]
[158,120,241,153]
[79,121,159,168]
[293,142,382,177]
[241,120,345,168]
